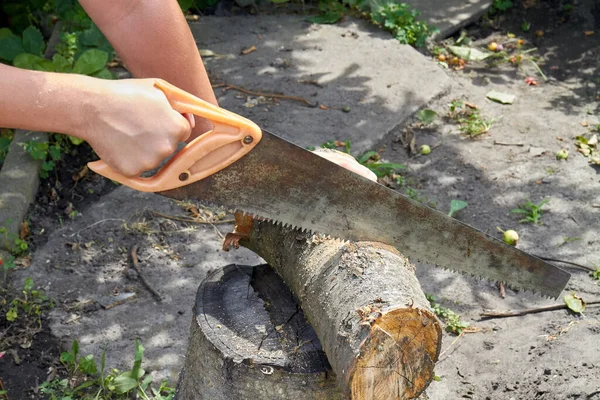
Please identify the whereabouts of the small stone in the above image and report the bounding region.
[544,368,551,375]
[505,383,515,392]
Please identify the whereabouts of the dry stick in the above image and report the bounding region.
[150,211,234,225]
[493,141,524,146]
[130,244,163,302]
[534,256,596,272]
[0,377,7,400]
[480,300,600,320]
[212,83,318,107]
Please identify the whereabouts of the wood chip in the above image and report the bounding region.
[241,45,257,55]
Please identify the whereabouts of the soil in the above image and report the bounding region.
[2,0,600,399]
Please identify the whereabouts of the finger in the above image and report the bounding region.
[173,111,193,142]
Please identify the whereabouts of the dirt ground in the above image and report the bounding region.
[2,0,600,399]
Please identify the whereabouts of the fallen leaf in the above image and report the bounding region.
[241,45,257,55]
[15,256,31,268]
[581,121,589,127]
[19,221,29,240]
[319,104,329,110]
[448,45,492,61]
[525,77,538,86]
[584,31,594,36]
[486,90,516,104]
[464,102,478,109]
[564,293,585,313]
[535,30,545,37]
[199,49,216,57]
[588,134,598,146]
[416,109,437,125]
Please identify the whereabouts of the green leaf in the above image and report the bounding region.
[48,145,62,161]
[72,339,79,360]
[0,28,14,39]
[91,67,114,80]
[307,12,344,24]
[359,151,378,164]
[270,0,290,3]
[52,54,73,73]
[22,26,45,56]
[448,200,468,217]
[24,277,34,291]
[0,36,26,61]
[13,53,53,71]
[67,136,85,146]
[486,90,516,104]
[448,45,492,61]
[178,0,195,11]
[113,373,139,394]
[564,293,585,313]
[60,351,75,364]
[416,109,437,125]
[6,307,18,322]
[73,49,108,75]
[79,354,98,375]
[131,339,145,380]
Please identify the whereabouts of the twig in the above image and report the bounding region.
[480,300,600,320]
[68,218,126,238]
[493,141,524,146]
[212,82,318,107]
[534,256,596,272]
[130,244,163,302]
[499,282,506,298]
[150,211,234,225]
[438,331,464,359]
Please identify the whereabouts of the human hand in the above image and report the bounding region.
[311,148,378,182]
[82,78,194,177]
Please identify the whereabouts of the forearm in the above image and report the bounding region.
[79,0,217,135]
[0,63,97,138]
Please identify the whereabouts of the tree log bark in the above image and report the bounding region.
[239,221,442,400]
[174,263,343,400]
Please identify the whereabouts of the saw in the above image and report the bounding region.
[88,79,570,299]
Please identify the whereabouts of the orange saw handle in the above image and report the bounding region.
[87,79,262,192]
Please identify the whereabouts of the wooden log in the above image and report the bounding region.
[238,220,442,400]
[174,263,343,399]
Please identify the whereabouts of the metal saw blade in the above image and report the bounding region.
[159,130,570,299]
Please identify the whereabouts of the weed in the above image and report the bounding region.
[308,1,438,47]
[490,0,513,13]
[510,198,550,224]
[40,339,175,400]
[590,267,600,284]
[316,140,406,178]
[2,277,53,324]
[394,175,437,208]
[448,199,468,218]
[426,294,470,335]
[0,223,28,256]
[447,100,493,137]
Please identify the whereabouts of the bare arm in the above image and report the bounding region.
[78,0,217,139]
[0,63,192,177]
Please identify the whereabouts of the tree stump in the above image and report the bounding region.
[239,221,443,400]
[174,263,343,400]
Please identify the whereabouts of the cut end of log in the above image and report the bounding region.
[349,308,441,400]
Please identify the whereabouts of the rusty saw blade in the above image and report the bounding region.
[159,130,570,298]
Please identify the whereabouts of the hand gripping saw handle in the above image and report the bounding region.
[87,79,262,192]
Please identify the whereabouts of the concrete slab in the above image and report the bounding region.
[191,15,450,155]
[0,130,47,251]
[404,0,493,38]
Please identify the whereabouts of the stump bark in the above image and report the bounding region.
[174,263,343,400]
[239,221,442,400]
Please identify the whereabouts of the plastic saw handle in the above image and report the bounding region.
[87,79,262,192]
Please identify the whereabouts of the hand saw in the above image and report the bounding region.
[88,79,570,299]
